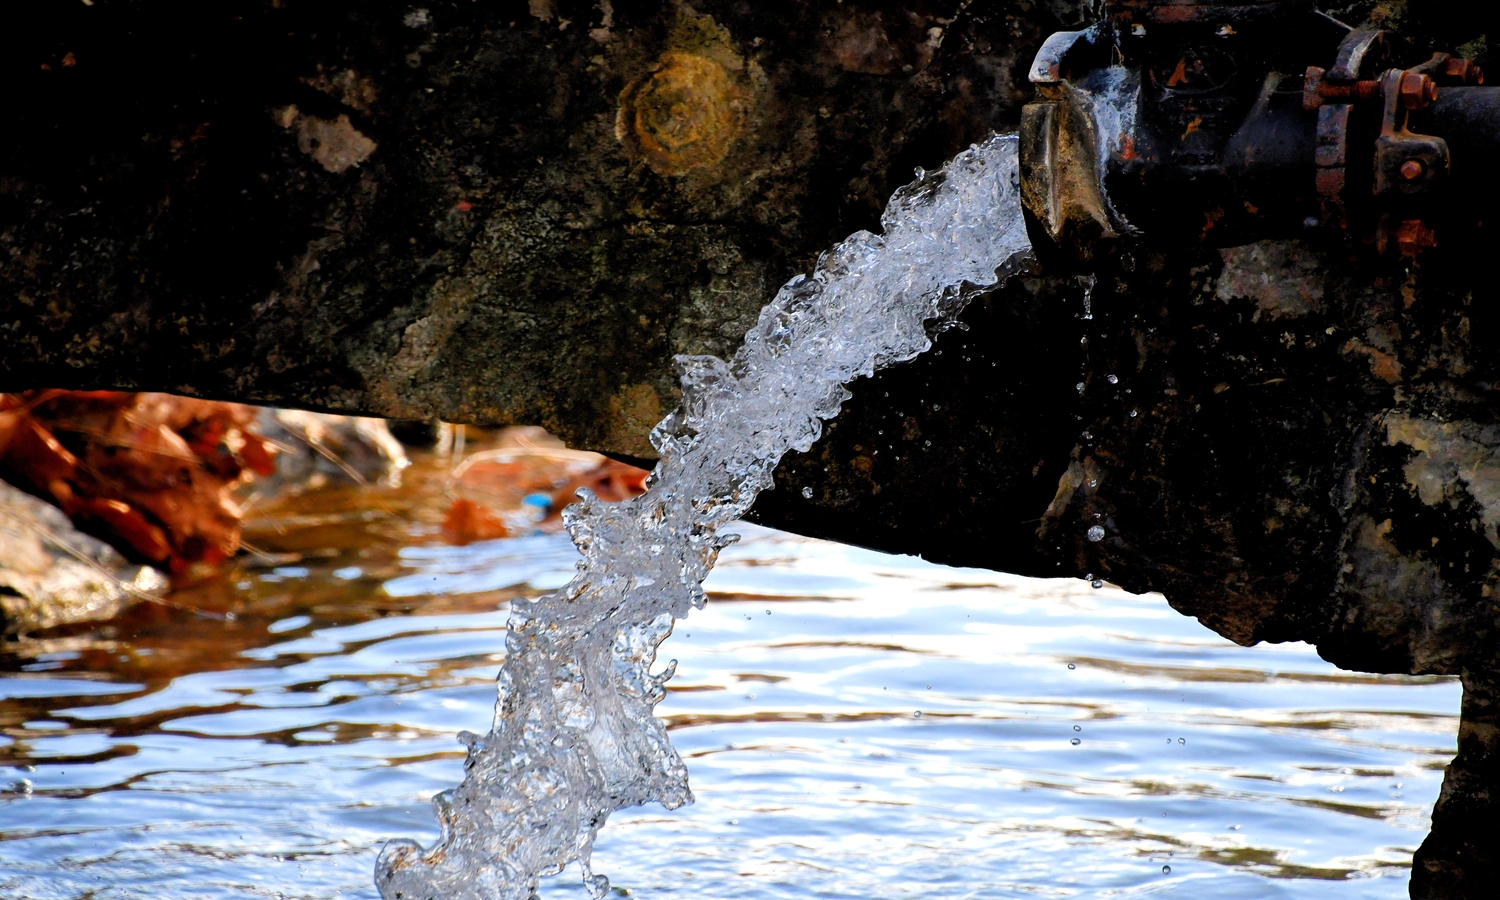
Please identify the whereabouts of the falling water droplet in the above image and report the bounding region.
[1162,865,1172,875]
[801,486,813,499]
[914,711,922,718]
[1130,409,1138,418]
[1073,725,1081,731]
[1178,737,1185,744]
[1087,525,1105,542]
[1070,738,1081,745]
[1067,663,1076,670]
[1076,382,1085,392]
[1091,579,1104,589]
[1107,374,1118,384]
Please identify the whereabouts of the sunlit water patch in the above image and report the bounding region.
[0,511,1457,899]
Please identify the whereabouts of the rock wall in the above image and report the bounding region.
[2,0,1062,458]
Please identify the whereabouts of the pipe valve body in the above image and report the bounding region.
[1020,0,1492,259]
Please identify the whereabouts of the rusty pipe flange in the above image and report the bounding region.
[1105,0,1309,25]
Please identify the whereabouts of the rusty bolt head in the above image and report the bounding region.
[1399,159,1427,181]
[1398,72,1438,109]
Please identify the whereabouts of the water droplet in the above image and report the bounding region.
[1091,579,1104,589]
[584,874,611,899]
[1087,525,1106,542]
[765,610,771,615]
[1162,865,1172,875]
[801,486,813,499]
[1070,738,1081,745]
[1073,725,1081,731]
[1076,382,1085,392]
[913,711,922,717]
[1129,409,1138,418]
[728,819,739,826]
[13,779,33,794]
[1107,374,1118,384]
[1081,431,1093,440]
[1067,663,1076,670]
[1178,738,1185,744]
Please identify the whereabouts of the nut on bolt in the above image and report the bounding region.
[1398,72,1438,109]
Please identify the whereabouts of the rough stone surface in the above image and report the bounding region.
[2,0,1050,459]
[0,481,168,636]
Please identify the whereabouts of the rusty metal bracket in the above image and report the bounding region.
[1307,28,1386,231]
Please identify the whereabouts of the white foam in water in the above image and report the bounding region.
[375,134,1033,900]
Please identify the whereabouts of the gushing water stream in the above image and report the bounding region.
[375,134,1032,900]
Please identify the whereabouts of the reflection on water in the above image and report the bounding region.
[0,452,1459,898]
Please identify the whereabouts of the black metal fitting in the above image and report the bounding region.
[1021,0,1494,260]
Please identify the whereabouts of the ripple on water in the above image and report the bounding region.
[0,498,1459,899]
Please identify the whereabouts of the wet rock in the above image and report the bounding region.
[252,409,409,496]
[0,480,168,636]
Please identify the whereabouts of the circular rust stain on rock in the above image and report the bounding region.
[619,51,740,176]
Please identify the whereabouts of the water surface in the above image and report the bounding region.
[0,455,1458,898]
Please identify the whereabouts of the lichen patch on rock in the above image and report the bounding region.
[1216,241,1326,321]
[1386,414,1500,549]
[615,8,747,177]
[275,105,377,174]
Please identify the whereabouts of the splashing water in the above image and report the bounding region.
[375,133,1032,900]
